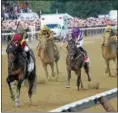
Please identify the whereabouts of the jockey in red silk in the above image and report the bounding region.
[13,34,26,49]
[12,33,30,57]
[72,27,89,63]
[12,32,33,73]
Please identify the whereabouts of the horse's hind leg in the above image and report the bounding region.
[84,62,91,81]
[27,78,34,102]
[43,63,49,79]
[6,77,15,101]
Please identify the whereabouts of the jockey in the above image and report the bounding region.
[105,25,116,36]
[38,25,54,40]
[12,34,30,60]
[38,25,58,57]
[12,22,33,73]
[71,27,89,62]
[102,25,117,46]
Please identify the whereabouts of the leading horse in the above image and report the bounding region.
[6,42,37,107]
[66,39,91,90]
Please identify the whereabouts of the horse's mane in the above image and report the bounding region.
[67,39,82,59]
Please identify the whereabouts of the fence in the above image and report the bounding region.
[49,88,117,112]
[1,26,117,44]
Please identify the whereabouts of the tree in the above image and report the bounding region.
[50,0,66,13]
[26,0,117,17]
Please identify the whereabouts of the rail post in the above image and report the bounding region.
[99,96,116,112]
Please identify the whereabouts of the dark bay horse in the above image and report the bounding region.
[6,43,37,107]
[66,39,91,90]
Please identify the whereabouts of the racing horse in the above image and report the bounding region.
[38,36,60,80]
[6,42,37,107]
[101,32,117,76]
[66,39,91,90]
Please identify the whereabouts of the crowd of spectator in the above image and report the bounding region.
[69,17,117,28]
[2,19,41,33]
[2,1,117,33]
[2,1,32,20]
[2,17,117,34]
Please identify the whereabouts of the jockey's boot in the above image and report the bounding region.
[26,51,30,62]
[79,47,89,62]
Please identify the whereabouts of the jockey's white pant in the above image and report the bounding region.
[24,46,34,72]
[76,39,90,63]
[76,39,84,48]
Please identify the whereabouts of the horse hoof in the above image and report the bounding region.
[29,98,32,103]
[48,76,52,81]
[88,78,91,81]
[57,72,60,75]
[66,85,70,88]
[81,86,84,89]
[11,96,15,101]
[77,88,79,91]
[52,73,56,77]
[105,69,108,73]
[109,75,116,78]
[15,102,20,107]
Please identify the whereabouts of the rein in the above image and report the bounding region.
[75,54,82,59]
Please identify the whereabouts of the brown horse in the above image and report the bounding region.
[66,39,91,90]
[101,32,117,76]
[38,37,60,79]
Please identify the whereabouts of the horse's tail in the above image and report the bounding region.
[23,74,37,94]
[32,74,37,94]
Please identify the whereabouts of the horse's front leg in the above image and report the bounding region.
[83,62,91,81]
[105,59,109,73]
[105,59,111,76]
[50,63,55,77]
[55,61,59,74]
[15,78,23,107]
[43,63,49,79]
[6,76,15,101]
[77,70,82,91]
[66,67,71,88]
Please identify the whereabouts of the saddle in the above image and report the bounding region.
[76,48,89,63]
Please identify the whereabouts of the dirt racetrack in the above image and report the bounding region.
[2,35,117,112]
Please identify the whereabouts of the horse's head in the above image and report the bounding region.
[67,39,76,59]
[103,32,117,47]
[103,32,111,46]
[6,43,20,65]
[40,36,48,50]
